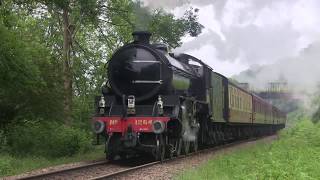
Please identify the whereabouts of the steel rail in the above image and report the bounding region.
[16,160,109,180]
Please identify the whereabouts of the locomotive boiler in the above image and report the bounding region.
[93,31,286,161]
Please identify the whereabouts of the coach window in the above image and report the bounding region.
[234,89,236,109]
[236,95,238,110]
[242,97,244,111]
[229,88,231,107]
[246,97,249,112]
[243,97,245,111]
[234,95,236,109]
[230,88,232,108]
[244,99,246,112]
[235,90,237,109]
[240,95,243,111]
[245,98,248,112]
[232,88,234,108]
[246,98,248,112]
[232,88,235,108]
[239,92,241,110]
[234,89,236,108]
[240,93,242,110]
[229,87,233,107]
[241,96,243,111]
[244,95,246,111]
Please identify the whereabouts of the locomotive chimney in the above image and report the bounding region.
[132,31,151,44]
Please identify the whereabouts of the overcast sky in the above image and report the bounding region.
[144,0,320,77]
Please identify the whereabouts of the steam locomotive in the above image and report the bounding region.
[93,31,286,160]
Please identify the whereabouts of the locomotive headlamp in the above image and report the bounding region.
[99,96,106,114]
[93,120,105,134]
[128,95,135,108]
[127,95,136,114]
[152,120,165,134]
[157,95,164,115]
[99,96,106,107]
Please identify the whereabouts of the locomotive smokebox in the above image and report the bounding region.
[107,31,170,102]
[132,31,152,44]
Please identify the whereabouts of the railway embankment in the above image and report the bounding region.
[0,144,105,178]
[177,118,320,180]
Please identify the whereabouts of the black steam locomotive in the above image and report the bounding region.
[93,31,286,160]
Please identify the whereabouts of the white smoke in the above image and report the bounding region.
[234,41,320,113]
[143,0,320,95]
[235,41,320,89]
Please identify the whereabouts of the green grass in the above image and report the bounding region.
[0,145,105,177]
[177,120,320,180]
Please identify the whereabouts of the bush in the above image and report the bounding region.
[0,129,8,152]
[7,120,92,158]
[0,155,13,175]
[46,125,92,157]
[312,106,320,123]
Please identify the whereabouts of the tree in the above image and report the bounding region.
[1,0,203,126]
[8,0,100,124]
[101,0,203,48]
[0,22,64,125]
[311,84,320,123]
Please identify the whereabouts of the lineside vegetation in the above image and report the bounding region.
[177,114,320,180]
[0,145,104,177]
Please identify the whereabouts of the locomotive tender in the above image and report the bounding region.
[93,31,286,160]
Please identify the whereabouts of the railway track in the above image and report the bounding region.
[15,160,109,180]
[13,136,273,180]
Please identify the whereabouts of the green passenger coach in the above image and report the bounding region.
[208,71,283,126]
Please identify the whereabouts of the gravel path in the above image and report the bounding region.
[115,135,278,180]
